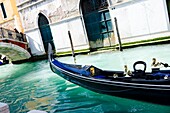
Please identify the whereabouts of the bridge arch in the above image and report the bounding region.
[0,42,31,62]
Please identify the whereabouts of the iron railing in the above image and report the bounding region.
[0,27,27,42]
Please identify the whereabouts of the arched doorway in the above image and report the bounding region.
[80,0,115,49]
[38,13,55,53]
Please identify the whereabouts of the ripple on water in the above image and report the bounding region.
[51,86,102,113]
[1,45,170,113]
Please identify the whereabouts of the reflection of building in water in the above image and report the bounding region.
[14,0,170,56]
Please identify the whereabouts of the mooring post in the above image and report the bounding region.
[114,17,123,51]
[68,31,76,63]
[0,102,10,113]
[0,28,4,39]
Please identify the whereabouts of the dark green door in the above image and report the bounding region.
[38,13,55,52]
[81,0,115,49]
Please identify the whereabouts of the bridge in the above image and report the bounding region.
[0,27,31,63]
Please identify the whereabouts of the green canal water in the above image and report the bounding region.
[1,44,170,113]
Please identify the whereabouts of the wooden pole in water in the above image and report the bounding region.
[68,31,76,63]
[114,17,123,51]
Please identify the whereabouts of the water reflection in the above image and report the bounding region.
[0,44,170,112]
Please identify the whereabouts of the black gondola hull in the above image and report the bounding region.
[50,62,170,105]
[48,43,170,105]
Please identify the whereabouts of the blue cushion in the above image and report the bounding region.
[52,60,90,76]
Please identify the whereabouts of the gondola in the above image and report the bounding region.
[48,44,170,105]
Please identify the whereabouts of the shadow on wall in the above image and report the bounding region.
[26,35,45,56]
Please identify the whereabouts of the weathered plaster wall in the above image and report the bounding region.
[109,0,170,44]
[0,0,23,32]
[0,0,13,23]
[25,29,45,55]
[49,0,80,23]
[17,0,80,30]
[51,16,89,53]
[0,19,15,30]
[17,0,89,55]
[0,0,14,31]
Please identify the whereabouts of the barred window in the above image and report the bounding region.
[81,0,114,48]
[0,3,7,18]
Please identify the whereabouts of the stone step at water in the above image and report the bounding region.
[27,110,47,113]
[0,102,9,113]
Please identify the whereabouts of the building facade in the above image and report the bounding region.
[0,0,23,32]
[16,0,115,56]
[16,0,170,56]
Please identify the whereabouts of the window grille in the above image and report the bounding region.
[0,3,7,18]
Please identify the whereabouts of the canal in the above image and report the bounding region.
[0,44,170,113]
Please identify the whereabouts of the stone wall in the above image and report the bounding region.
[109,0,170,44]
[17,0,80,30]
[16,0,90,55]
[0,19,15,31]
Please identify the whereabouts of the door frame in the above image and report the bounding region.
[38,13,55,53]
